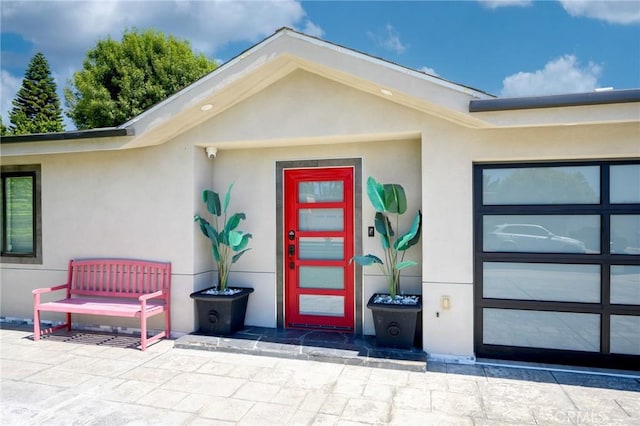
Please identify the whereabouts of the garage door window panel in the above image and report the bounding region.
[483,215,599,253]
[610,164,640,204]
[483,262,600,303]
[482,166,600,205]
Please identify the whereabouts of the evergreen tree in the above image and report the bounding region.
[65,29,217,129]
[9,52,64,135]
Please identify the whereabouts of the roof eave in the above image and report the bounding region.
[469,89,640,112]
[1,127,134,144]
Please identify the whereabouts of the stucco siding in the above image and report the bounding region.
[183,69,424,148]
[196,138,422,334]
[1,140,201,334]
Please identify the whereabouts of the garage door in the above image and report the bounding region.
[474,160,639,370]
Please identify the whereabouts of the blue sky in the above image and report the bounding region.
[1,0,639,130]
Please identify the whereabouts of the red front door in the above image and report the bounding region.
[284,167,355,331]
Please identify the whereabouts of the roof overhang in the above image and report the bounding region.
[469,89,640,128]
[470,89,640,112]
[0,128,135,156]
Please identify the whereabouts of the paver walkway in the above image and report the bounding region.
[1,327,639,425]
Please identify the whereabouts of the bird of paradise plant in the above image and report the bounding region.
[351,177,421,298]
[194,183,252,291]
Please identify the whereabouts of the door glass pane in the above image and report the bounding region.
[299,237,343,260]
[610,164,640,204]
[299,295,344,317]
[299,181,343,202]
[611,215,640,255]
[299,266,344,289]
[483,309,600,352]
[483,262,600,302]
[3,176,33,254]
[610,315,640,355]
[611,265,640,305]
[483,215,599,253]
[482,166,600,205]
[299,208,343,231]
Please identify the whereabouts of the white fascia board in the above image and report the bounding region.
[279,32,492,127]
[284,30,491,99]
[120,30,291,133]
[0,137,132,157]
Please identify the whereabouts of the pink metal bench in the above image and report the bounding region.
[33,259,171,351]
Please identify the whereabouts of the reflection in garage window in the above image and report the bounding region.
[482,166,600,205]
[483,215,599,253]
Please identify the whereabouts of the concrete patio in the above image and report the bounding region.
[1,326,639,425]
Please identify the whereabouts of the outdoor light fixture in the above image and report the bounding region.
[205,147,217,159]
[200,104,213,111]
[380,89,393,96]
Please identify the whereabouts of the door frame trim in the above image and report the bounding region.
[276,158,363,334]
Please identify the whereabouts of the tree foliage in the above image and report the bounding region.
[9,52,64,135]
[65,29,217,129]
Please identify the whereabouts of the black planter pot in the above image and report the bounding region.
[190,287,254,336]
[367,293,422,349]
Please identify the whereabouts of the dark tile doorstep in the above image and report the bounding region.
[174,326,427,372]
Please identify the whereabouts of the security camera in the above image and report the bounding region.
[205,147,217,159]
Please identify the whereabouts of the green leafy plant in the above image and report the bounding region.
[351,177,421,298]
[194,184,252,291]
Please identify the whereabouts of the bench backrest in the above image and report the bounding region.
[68,259,171,299]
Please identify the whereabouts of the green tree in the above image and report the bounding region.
[8,52,64,135]
[65,29,217,129]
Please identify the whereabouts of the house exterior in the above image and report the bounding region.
[1,28,639,369]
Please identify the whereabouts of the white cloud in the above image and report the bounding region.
[560,0,640,25]
[479,0,639,24]
[500,55,602,97]
[420,66,439,77]
[1,70,21,125]
[0,0,318,63]
[477,0,532,9]
[0,0,322,128]
[368,24,407,55]
[301,20,325,38]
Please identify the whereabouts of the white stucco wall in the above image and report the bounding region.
[1,139,203,334]
[192,138,421,334]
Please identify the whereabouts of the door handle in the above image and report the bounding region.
[288,244,296,270]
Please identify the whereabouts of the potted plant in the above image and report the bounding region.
[191,183,253,335]
[351,176,422,349]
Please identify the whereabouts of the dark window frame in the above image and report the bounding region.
[1,164,42,264]
[473,159,640,370]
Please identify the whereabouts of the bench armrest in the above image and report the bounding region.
[33,284,68,295]
[139,290,167,301]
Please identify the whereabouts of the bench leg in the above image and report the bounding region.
[66,312,72,331]
[33,307,41,342]
[140,316,147,351]
[165,309,171,340]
